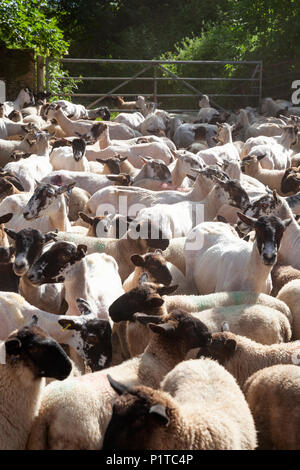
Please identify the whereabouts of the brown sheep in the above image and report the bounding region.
[244,364,300,449]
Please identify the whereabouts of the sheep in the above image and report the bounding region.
[27,241,124,323]
[113,111,144,130]
[242,155,300,195]
[271,263,300,296]
[139,108,170,136]
[110,277,178,360]
[196,94,220,124]
[111,95,146,111]
[3,87,35,116]
[243,127,298,171]
[261,97,290,117]
[78,212,132,238]
[133,201,207,239]
[0,132,47,167]
[4,227,65,314]
[277,279,300,340]
[67,187,91,222]
[171,121,217,149]
[241,123,298,159]
[0,317,72,450]
[8,109,23,122]
[236,191,300,270]
[196,123,239,166]
[88,175,249,220]
[3,135,53,192]
[97,154,173,190]
[45,105,137,140]
[123,251,190,295]
[103,357,257,450]
[243,365,300,450]
[50,138,89,172]
[146,289,293,320]
[185,214,291,295]
[0,174,23,203]
[27,309,212,450]
[0,293,112,372]
[162,236,187,274]
[85,123,174,168]
[51,100,89,120]
[170,151,205,187]
[39,218,169,282]
[198,330,300,388]
[0,181,75,233]
[238,109,283,139]
[110,280,292,360]
[41,168,131,196]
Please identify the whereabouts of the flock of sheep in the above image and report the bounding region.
[0,88,299,450]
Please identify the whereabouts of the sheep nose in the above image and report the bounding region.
[23,211,29,219]
[262,252,276,265]
[15,261,25,269]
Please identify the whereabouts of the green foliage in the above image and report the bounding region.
[0,0,69,58]
[47,61,82,101]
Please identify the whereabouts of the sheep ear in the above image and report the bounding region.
[156,285,178,296]
[131,254,145,267]
[148,322,175,335]
[0,213,13,224]
[76,298,92,316]
[58,318,81,332]
[96,158,107,164]
[149,404,170,426]
[107,374,130,396]
[5,337,22,356]
[44,231,57,242]
[272,189,278,202]
[257,153,266,161]
[282,218,292,229]
[4,227,17,240]
[26,315,38,328]
[106,175,120,182]
[217,215,228,224]
[187,174,196,181]
[119,156,127,162]
[76,244,87,260]
[133,313,162,325]
[138,272,149,284]
[237,212,257,227]
[146,297,165,309]
[225,338,237,353]
[221,321,230,332]
[56,181,76,195]
[78,212,94,225]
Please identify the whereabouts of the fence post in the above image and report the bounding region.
[153,65,157,104]
[259,60,263,112]
[45,57,50,93]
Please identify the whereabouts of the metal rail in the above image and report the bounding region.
[46,58,263,112]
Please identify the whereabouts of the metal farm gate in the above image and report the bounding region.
[46,58,263,112]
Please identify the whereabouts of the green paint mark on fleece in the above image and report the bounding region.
[95,241,106,252]
[192,292,248,311]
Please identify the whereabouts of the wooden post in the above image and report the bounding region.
[36,55,45,92]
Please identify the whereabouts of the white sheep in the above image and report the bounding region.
[185,215,291,295]
[27,241,124,323]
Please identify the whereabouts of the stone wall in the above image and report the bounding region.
[0,46,35,101]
